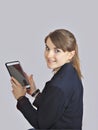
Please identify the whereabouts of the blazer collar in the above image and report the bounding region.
[51,62,73,80]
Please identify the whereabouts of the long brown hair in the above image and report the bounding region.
[45,29,82,79]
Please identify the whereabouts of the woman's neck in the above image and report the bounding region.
[53,67,61,74]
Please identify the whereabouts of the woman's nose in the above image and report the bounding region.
[47,51,54,58]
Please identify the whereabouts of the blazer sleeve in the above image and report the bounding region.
[17,84,73,129]
[17,96,39,128]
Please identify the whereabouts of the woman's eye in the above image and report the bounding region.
[45,46,50,51]
[55,49,61,53]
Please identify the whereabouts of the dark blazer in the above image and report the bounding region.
[17,63,83,130]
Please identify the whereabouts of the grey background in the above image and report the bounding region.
[0,0,98,129]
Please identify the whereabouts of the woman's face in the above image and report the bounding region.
[44,37,74,71]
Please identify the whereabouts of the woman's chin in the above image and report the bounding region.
[47,64,54,69]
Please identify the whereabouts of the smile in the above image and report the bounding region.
[47,59,56,64]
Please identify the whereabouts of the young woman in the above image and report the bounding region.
[11,29,83,130]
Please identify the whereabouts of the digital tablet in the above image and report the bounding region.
[5,61,30,89]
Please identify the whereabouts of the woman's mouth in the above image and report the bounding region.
[47,59,56,64]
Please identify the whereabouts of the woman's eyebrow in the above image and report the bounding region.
[45,43,59,49]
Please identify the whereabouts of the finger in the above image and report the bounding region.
[29,74,33,82]
[11,79,17,88]
[12,89,16,97]
[23,72,31,79]
[11,77,20,86]
[23,72,32,82]
[12,89,14,94]
[26,74,33,84]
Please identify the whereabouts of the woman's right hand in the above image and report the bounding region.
[25,73,37,95]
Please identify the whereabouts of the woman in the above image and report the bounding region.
[11,29,83,130]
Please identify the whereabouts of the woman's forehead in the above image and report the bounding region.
[45,38,57,48]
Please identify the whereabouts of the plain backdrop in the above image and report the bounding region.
[0,0,98,130]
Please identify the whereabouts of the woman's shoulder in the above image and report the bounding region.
[47,63,82,91]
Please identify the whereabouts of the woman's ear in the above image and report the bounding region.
[68,50,75,60]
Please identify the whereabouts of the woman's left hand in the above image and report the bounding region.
[11,77,26,100]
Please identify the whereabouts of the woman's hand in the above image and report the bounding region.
[11,77,26,100]
[24,73,37,95]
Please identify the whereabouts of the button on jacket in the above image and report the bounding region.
[17,63,83,130]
